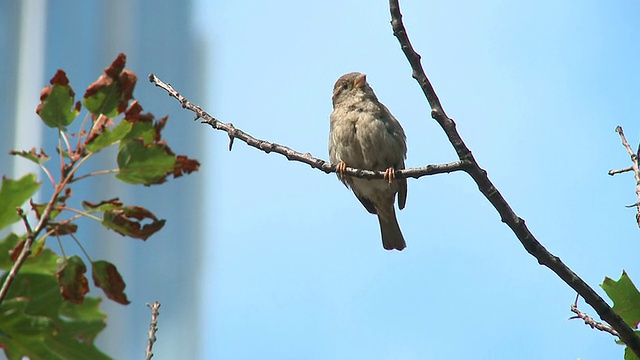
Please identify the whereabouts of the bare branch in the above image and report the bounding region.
[613,126,640,228]
[148,74,467,180]
[570,296,619,337]
[609,166,634,176]
[388,0,640,356]
[145,301,161,360]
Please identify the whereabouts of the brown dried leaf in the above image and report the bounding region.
[9,239,26,262]
[57,255,89,304]
[92,260,130,305]
[173,155,201,178]
[102,206,165,240]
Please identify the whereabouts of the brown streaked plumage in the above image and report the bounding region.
[329,72,408,251]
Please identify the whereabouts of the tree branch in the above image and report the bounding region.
[570,295,619,337]
[148,74,467,180]
[145,301,161,360]
[608,166,634,176]
[0,153,93,305]
[613,126,640,228]
[388,0,640,357]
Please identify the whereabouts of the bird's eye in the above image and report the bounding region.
[342,83,349,90]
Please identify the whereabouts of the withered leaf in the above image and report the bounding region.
[57,255,89,304]
[92,260,130,305]
[102,206,165,240]
[83,53,138,116]
[35,70,81,129]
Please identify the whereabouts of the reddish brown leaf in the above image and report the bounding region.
[48,70,72,89]
[9,147,50,165]
[9,239,26,262]
[153,116,168,142]
[118,70,137,113]
[124,101,154,123]
[173,155,201,178]
[35,70,80,128]
[83,53,138,116]
[105,53,126,78]
[92,260,130,305]
[82,198,123,212]
[35,69,72,104]
[47,221,78,235]
[57,255,89,304]
[102,206,165,240]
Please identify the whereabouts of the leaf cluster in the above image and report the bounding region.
[0,53,199,359]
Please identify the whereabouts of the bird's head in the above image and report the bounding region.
[332,72,376,107]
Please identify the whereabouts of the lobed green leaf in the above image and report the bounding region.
[0,175,41,231]
[602,271,640,328]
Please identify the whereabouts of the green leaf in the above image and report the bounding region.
[85,119,133,152]
[602,271,640,328]
[82,53,137,117]
[0,174,41,230]
[35,70,80,129]
[9,148,50,165]
[116,139,176,185]
[0,273,110,360]
[30,201,62,222]
[626,345,640,360]
[59,297,107,344]
[121,120,156,145]
[0,233,23,269]
[83,81,120,117]
[56,255,89,304]
[92,260,130,305]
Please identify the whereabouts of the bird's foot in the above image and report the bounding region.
[336,161,348,181]
[383,167,396,185]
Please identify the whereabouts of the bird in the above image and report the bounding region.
[329,72,408,251]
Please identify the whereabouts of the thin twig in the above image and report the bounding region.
[0,202,54,304]
[145,301,161,360]
[608,166,634,176]
[70,168,119,183]
[570,295,619,337]
[614,126,640,228]
[148,74,468,180]
[388,0,640,357]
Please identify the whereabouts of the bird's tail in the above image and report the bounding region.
[377,208,406,251]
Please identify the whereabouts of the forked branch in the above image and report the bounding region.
[611,126,640,228]
[388,0,640,356]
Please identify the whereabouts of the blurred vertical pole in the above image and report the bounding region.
[11,0,46,178]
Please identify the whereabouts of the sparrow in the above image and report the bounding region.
[329,72,408,251]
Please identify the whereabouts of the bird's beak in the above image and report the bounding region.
[353,74,366,89]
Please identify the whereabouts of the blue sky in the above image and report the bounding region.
[195,1,640,359]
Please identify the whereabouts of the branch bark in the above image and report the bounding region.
[613,126,640,228]
[570,295,619,337]
[388,0,640,357]
[144,301,161,360]
[148,74,467,180]
[0,153,93,305]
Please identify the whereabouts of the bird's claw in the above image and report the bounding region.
[383,167,395,185]
[336,161,348,181]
